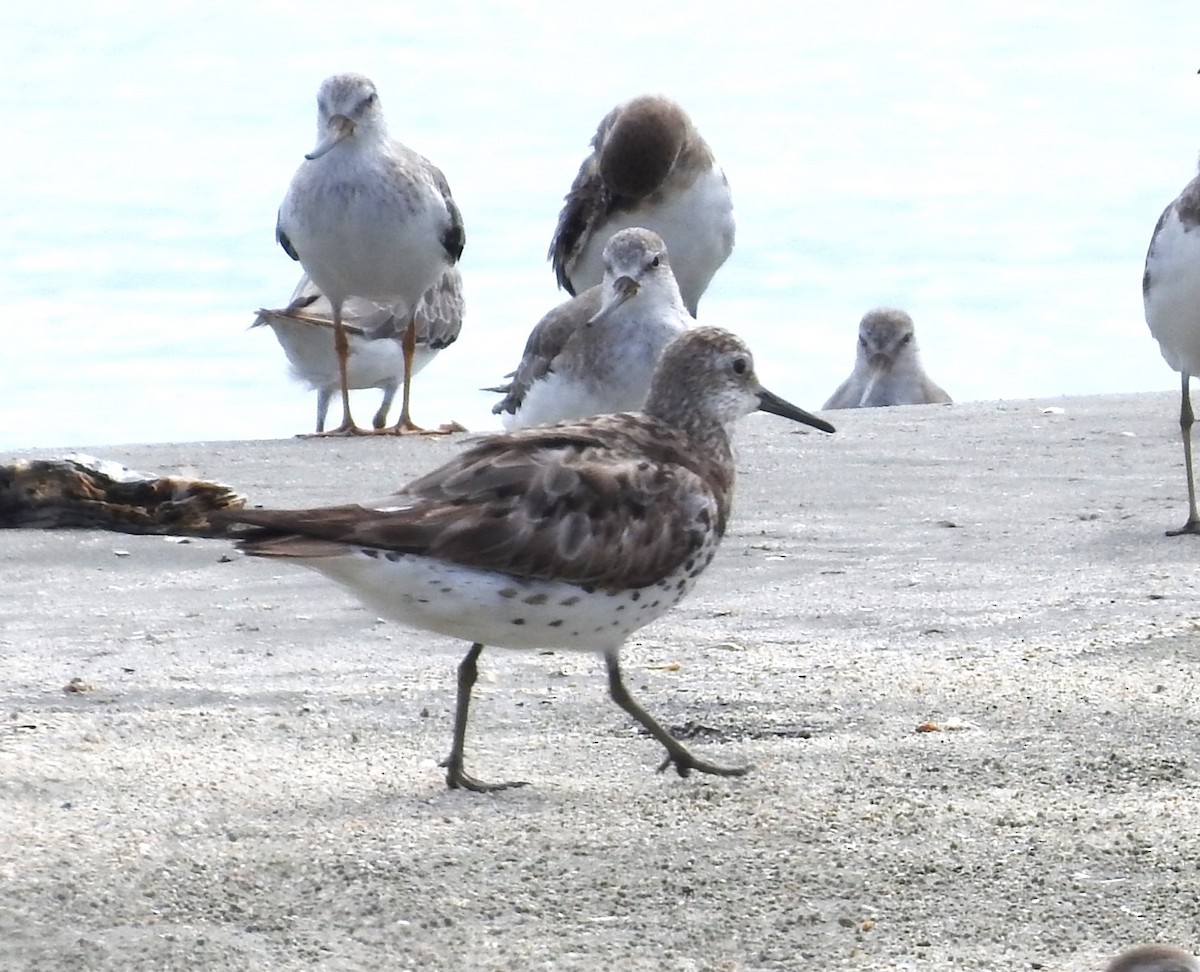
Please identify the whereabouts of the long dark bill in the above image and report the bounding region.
[757,388,836,434]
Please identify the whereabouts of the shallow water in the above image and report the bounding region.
[3,1,1198,450]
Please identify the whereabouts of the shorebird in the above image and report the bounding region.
[549,94,735,317]
[1143,161,1200,534]
[1104,944,1200,972]
[276,72,465,435]
[823,308,952,410]
[217,327,835,792]
[254,269,465,434]
[489,227,691,429]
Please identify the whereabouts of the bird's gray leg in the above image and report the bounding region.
[315,387,332,434]
[1168,371,1200,535]
[372,382,398,430]
[442,643,528,792]
[604,649,749,779]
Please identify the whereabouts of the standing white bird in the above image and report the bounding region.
[253,269,465,434]
[276,73,465,435]
[548,95,735,317]
[823,308,952,410]
[1143,161,1200,535]
[490,228,691,429]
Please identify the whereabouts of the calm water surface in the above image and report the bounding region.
[3,2,1199,451]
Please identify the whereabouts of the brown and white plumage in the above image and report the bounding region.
[490,227,691,428]
[549,95,735,317]
[253,269,465,433]
[237,412,722,590]
[0,455,244,536]
[217,327,835,791]
[276,72,465,435]
[823,307,952,410]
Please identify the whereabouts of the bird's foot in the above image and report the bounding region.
[1166,518,1200,537]
[297,422,373,438]
[384,419,468,436]
[442,758,529,793]
[656,747,751,780]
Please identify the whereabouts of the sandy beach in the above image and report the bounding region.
[3,391,1199,971]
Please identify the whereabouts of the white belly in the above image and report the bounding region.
[1145,205,1200,376]
[502,371,646,430]
[571,166,735,315]
[295,208,446,308]
[857,362,936,407]
[280,161,449,307]
[299,547,709,652]
[265,319,435,392]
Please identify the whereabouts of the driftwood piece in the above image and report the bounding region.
[0,455,246,537]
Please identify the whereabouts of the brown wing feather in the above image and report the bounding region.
[224,416,730,590]
[415,267,465,350]
[489,288,602,415]
[548,105,624,293]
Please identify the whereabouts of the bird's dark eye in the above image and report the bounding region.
[650,255,660,268]
[900,332,912,345]
[732,357,747,375]
[858,336,867,348]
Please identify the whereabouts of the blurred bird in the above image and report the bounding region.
[823,308,952,410]
[549,94,734,317]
